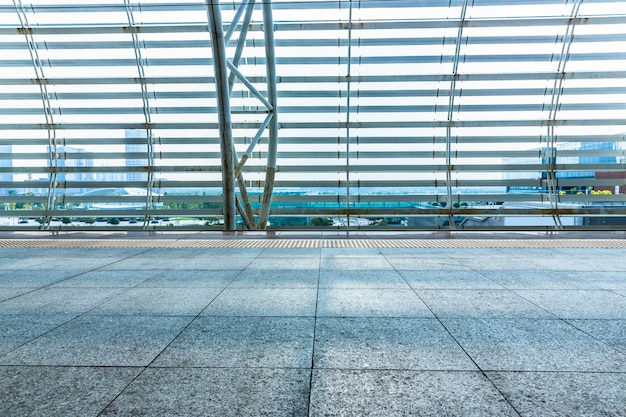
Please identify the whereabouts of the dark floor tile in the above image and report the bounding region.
[0,366,141,417]
[0,315,191,366]
[101,367,310,417]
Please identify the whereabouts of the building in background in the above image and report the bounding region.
[0,145,11,195]
[125,129,148,183]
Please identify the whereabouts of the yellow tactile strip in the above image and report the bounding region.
[0,239,625,249]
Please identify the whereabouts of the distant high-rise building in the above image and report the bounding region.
[0,145,13,196]
[55,146,94,194]
[125,129,148,183]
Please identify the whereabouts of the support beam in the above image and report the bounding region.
[207,1,236,231]
[445,0,470,230]
[258,0,279,230]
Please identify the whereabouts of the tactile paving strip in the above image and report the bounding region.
[0,239,625,249]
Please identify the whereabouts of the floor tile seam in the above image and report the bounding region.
[306,249,323,417]
[0,312,86,361]
[454,266,565,319]
[482,369,626,375]
[0,364,147,370]
[310,367,486,373]
[507,287,625,320]
[144,365,314,371]
[561,318,626,356]
[197,315,318,319]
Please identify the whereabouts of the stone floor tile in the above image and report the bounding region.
[443,318,626,372]
[314,318,476,371]
[154,316,315,368]
[0,287,122,315]
[418,289,553,319]
[310,370,519,417]
[102,257,189,270]
[0,313,74,355]
[51,269,161,288]
[385,257,470,271]
[139,269,240,288]
[88,287,222,316]
[0,315,191,366]
[567,319,626,354]
[515,289,626,319]
[202,288,318,316]
[229,269,319,288]
[478,270,601,290]
[0,366,141,417]
[100,367,310,417]
[0,287,32,302]
[319,269,410,289]
[400,269,503,289]
[321,256,394,270]
[584,271,626,291]
[0,269,83,288]
[317,288,433,318]
[487,371,626,417]
[170,256,256,270]
[527,256,626,271]
[247,256,320,270]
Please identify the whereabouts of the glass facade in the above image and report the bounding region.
[1,0,625,231]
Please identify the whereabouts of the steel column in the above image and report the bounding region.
[445,0,470,230]
[124,0,156,229]
[258,0,278,230]
[207,0,236,231]
[545,0,584,230]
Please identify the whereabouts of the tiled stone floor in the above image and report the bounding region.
[1,238,625,416]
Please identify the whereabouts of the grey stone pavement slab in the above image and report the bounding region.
[317,288,434,317]
[1,366,141,417]
[310,370,520,417]
[0,315,192,367]
[319,269,409,289]
[50,269,161,288]
[314,318,477,371]
[100,367,311,417]
[514,289,626,319]
[418,289,554,319]
[487,371,626,417]
[442,318,626,372]
[139,269,241,287]
[0,268,84,288]
[86,287,222,316]
[202,287,318,316]
[154,316,315,368]
[400,269,503,289]
[1,242,625,416]
[0,287,123,315]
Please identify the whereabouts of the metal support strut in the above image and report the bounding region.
[207,1,236,231]
[207,0,278,230]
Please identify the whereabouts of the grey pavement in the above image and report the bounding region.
[1,240,626,416]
